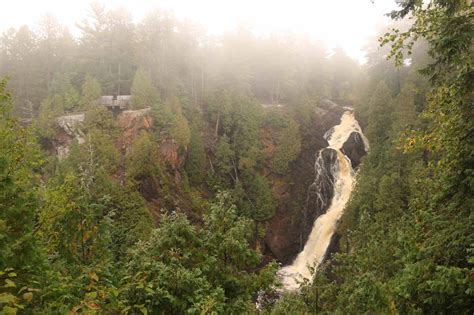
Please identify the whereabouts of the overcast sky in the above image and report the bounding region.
[0,0,398,62]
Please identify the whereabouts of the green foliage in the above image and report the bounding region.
[39,173,113,266]
[131,68,159,109]
[273,118,301,174]
[365,81,393,147]
[151,96,191,152]
[185,125,207,185]
[269,292,309,315]
[107,186,154,261]
[83,105,119,137]
[285,2,474,313]
[2,1,471,313]
[0,79,45,274]
[0,80,50,314]
[215,134,234,183]
[37,97,59,139]
[239,174,277,223]
[81,74,102,109]
[168,99,191,148]
[36,72,82,139]
[125,131,162,184]
[123,192,278,314]
[64,129,120,176]
[48,72,81,112]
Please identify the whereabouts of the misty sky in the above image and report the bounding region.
[0,0,398,62]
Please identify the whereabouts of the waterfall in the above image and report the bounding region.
[279,110,368,290]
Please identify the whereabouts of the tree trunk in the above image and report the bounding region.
[214,110,220,138]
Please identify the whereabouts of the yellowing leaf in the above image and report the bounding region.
[89,272,99,282]
[0,293,16,304]
[139,306,148,315]
[4,279,16,288]
[2,305,18,315]
[22,292,33,303]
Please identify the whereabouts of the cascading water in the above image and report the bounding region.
[279,110,369,290]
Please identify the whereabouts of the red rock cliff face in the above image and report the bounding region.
[117,108,185,173]
[116,108,191,218]
[117,108,153,150]
[52,108,192,223]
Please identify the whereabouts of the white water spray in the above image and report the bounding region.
[279,110,368,290]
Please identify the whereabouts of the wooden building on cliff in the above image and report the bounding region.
[97,95,132,115]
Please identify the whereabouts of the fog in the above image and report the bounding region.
[1,0,397,62]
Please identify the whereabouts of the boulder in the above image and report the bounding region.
[341,131,367,168]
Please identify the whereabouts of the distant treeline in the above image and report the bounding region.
[0,3,366,118]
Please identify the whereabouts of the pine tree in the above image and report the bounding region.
[365,81,393,147]
[168,98,191,148]
[125,130,161,184]
[273,118,302,174]
[215,134,234,183]
[185,125,207,185]
[48,72,81,112]
[131,68,159,109]
[81,74,102,109]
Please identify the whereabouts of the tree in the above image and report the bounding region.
[77,3,136,95]
[167,97,191,148]
[328,47,361,101]
[273,118,302,174]
[0,26,43,117]
[48,72,81,112]
[215,134,234,183]
[365,81,393,148]
[37,97,59,139]
[123,192,278,314]
[0,79,44,273]
[244,175,277,223]
[130,68,158,109]
[185,125,207,185]
[81,74,102,109]
[83,106,119,137]
[103,185,154,261]
[64,128,120,176]
[125,131,162,185]
[0,80,50,315]
[39,173,113,265]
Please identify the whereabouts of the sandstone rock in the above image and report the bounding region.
[159,139,184,170]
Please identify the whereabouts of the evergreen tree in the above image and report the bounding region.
[185,125,207,185]
[131,68,158,109]
[168,97,191,148]
[123,192,278,314]
[273,118,302,174]
[365,81,393,147]
[125,131,162,185]
[215,134,234,183]
[81,74,102,109]
[48,72,81,112]
[246,175,276,222]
